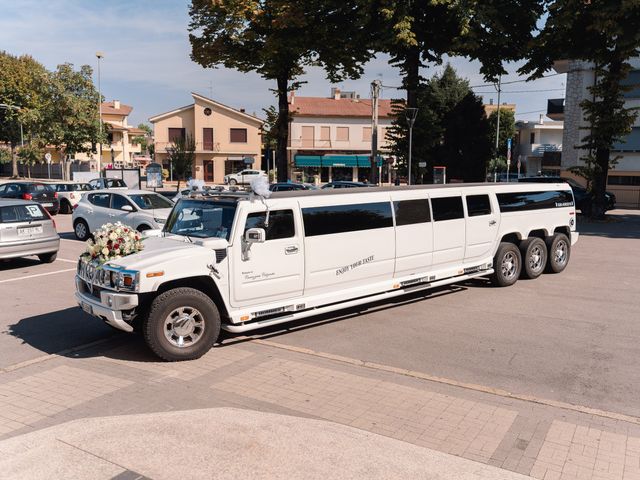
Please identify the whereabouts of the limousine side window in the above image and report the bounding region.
[394,199,431,226]
[431,196,464,222]
[244,209,295,240]
[466,195,492,217]
[497,190,574,213]
[302,202,393,237]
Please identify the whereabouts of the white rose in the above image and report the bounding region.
[109,232,118,241]
[101,247,109,256]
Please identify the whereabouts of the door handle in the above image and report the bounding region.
[489,220,497,226]
[285,245,299,255]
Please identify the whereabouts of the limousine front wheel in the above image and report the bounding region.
[545,233,570,274]
[491,242,522,287]
[144,287,220,361]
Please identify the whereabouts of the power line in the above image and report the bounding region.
[475,88,565,94]
[469,72,563,89]
[515,109,548,116]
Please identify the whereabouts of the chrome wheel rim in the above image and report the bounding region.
[75,222,87,239]
[501,251,518,279]
[554,240,568,266]
[529,245,544,272]
[163,306,205,348]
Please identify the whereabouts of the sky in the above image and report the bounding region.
[0,0,565,127]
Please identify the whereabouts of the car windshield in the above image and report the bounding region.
[128,194,174,210]
[164,199,237,240]
[107,179,127,188]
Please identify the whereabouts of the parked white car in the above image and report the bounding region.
[88,178,129,190]
[223,169,266,186]
[49,181,92,214]
[72,189,174,240]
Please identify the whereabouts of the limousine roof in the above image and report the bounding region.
[187,182,571,203]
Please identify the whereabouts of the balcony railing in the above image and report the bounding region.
[155,141,221,152]
[289,138,390,149]
[519,143,562,156]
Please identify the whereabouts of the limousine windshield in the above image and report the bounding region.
[164,199,237,240]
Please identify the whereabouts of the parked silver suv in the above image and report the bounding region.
[0,199,60,263]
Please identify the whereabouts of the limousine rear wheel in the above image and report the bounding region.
[545,233,570,274]
[520,238,547,279]
[144,287,220,361]
[491,242,522,287]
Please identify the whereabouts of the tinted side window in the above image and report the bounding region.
[245,210,295,240]
[394,199,431,226]
[112,195,132,210]
[431,197,464,221]
[302,202,393,237]
[497,190,574,213]
[466,195,492,217]
[88,193,110,208]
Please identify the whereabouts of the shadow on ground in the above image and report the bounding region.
[577,212,640,239]
[0,257,45,271]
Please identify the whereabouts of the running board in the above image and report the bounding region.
[222,269,494,333]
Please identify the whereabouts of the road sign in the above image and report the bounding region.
[507,138,512,150]
[44,153,52,164]
[418,161,426,168]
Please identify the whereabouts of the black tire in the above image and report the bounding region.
[38,252,57,263]
[545,233,571,274]
[60,200,72,214]
[137,224,151,232]
[229,179,237,186]
[520,237,547,279]
[143,287,220,361]
[74,219,90,241]
[491,242,522,287]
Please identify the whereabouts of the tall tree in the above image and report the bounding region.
[166,134,196,191]
[387,65,491,182]
[0,52,50,177]
[488,108,516,157]
[521,0,640,218]
[46,63,104,180]
[189,0,374,182]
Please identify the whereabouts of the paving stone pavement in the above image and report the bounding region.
[1,338,640,480]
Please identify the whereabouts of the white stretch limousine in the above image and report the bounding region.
[75,183,578,361]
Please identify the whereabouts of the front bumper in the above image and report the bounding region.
[75,276,138,332]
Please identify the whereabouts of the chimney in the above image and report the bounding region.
[333,87,341,100]
[240,108,245,113]
[113,100,120,110]
[289,91,295,105]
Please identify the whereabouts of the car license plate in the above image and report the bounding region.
[42,203,53,207]
[81,301,93,315]
[18,225,43,236]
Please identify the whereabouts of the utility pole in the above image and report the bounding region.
[405,108,418,185]
[370,80,381,184]
[493,75,501,182]
[96,52,104,178]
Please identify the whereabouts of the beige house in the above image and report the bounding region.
[150,93,263,183]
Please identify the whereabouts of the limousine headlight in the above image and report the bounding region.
[113,269,139,292]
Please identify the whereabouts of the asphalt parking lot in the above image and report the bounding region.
[1,210,640,419]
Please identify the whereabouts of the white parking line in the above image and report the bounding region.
[0,268,77,284]
[57,258,78,264]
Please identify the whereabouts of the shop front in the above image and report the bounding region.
[293,154,384,184]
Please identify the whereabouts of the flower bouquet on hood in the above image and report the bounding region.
[81,222,144,264]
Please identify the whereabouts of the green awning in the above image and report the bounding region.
[294,154,383,168]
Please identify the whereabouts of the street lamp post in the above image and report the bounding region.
[96,52,104,173]
[405,108,418,185]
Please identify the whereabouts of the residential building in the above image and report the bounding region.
[288,88,395,183]
[516,116,564,176]
[552,59,640,207]
[150,93,263,183]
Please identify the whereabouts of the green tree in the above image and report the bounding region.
[166,134,196,191]
[45,63,104,180]
[488,108,516,165]
[132,123,153,155]
[17,140,44,178]
[189,0,374,182]
[0,147,11,164]
[0,51,50,177]
[521,0,640,218]
[387,65,491,183]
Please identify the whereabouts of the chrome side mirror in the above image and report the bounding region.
[241,228,265,261]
